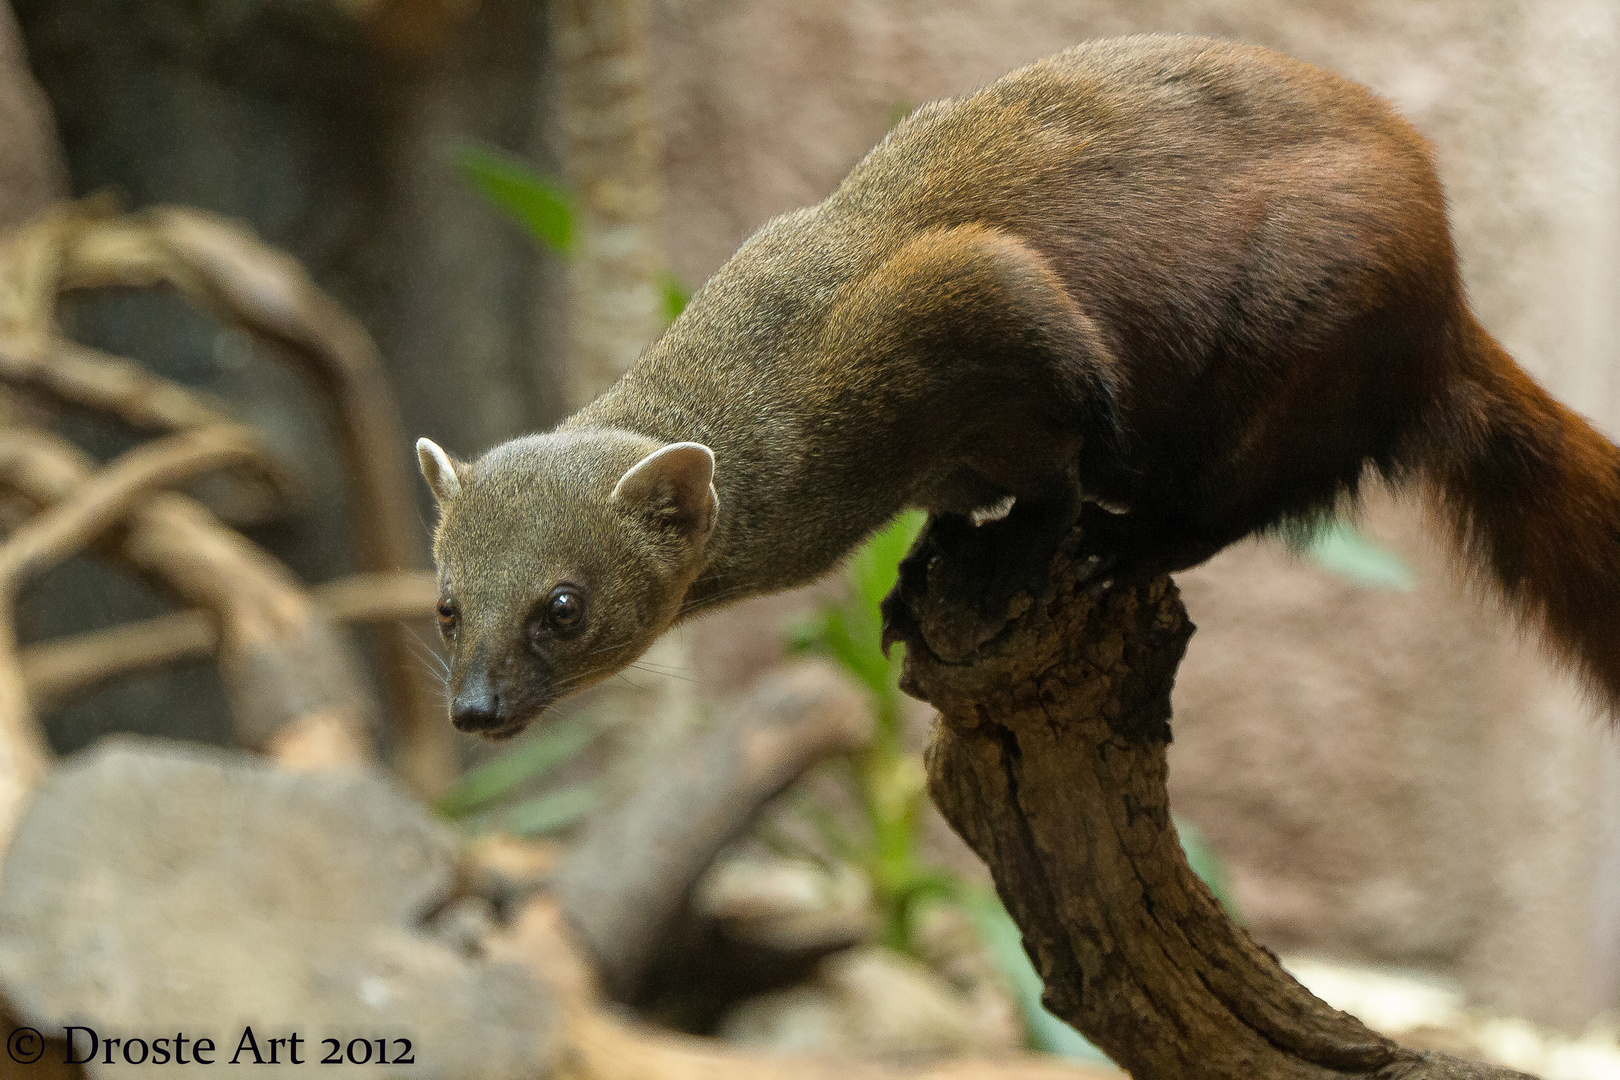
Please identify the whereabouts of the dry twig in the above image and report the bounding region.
[19,569,437,709]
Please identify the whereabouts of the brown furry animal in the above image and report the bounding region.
[418,34,1620,738]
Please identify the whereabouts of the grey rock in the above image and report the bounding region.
[0,738,557,1078]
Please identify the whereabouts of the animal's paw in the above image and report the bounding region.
[880,506,1071,669]
[879,513,964,660]
[1068,503,1134,594]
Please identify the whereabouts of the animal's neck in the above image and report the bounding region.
[570,338,924,614]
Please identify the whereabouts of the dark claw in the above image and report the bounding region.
[1075,549,1122,597]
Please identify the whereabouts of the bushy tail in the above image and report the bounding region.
[1424,312,1620,716]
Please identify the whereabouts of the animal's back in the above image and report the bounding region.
[601,34,1466,548]
[823,34,1460,535]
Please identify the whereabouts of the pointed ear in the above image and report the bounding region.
[611,442,718,538]
[416,438,466,504]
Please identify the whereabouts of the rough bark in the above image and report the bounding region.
[884,533,1535,1080]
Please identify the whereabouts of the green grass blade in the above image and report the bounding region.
[503,783,599,837]
[437,714,598,819]
[659,271,690,323]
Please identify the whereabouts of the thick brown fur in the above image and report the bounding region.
[421,34,1620,736]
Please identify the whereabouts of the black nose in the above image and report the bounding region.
[450,684,502,733]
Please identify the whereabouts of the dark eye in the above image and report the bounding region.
[545,587,585,634]
[436,599,457,636]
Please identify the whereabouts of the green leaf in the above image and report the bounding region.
[852,511,926,615]
[502,783,599,837]
[437,714,598,820]
[453,142,575,254]
[659,271,691,324]
[1303,518,1416,591]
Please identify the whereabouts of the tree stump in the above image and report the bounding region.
[885,528,1534,1080]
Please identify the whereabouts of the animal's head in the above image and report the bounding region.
[416,429,718,739]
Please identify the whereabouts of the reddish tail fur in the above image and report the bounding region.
[1427,311,1620,714]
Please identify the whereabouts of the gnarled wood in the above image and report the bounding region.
[11,201,449,794]
[0,428,374,765]
[886,536,1534,1080]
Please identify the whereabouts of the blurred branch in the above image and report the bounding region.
[549,0,667,407]
[0,425,260,861]
[555,661,874,1004]
[0,426,259,589]
[0,337,293,520]
[0,337,231,434]
[5,200,451,795]
[0,427,375,767]
[19,569,437,711]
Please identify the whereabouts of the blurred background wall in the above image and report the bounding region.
[5,0,1618,1032]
